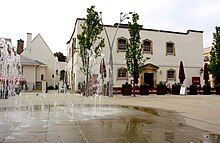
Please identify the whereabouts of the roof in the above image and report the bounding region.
[21,33,55,58]
[20,55,46,66]
[67,18,203,43]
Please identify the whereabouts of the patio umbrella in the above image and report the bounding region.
[100,58,107,79]
[100,58,107,96]
[203,63,209,85]
[178,61,186,84]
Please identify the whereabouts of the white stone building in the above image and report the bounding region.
[67,18,204,91]
[21,33,66,91]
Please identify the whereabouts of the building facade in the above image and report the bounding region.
[67,18,204,91]
[21,33,66,91]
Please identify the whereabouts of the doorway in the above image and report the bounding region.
[144,73,154,87]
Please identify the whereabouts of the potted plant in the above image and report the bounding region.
[189,84,197,95]
[215,83,220,95]
[122,82,132,95]
[140,83,150,95]
[157,82,166,95]
[172,83,181,95]
[203,84,211,95]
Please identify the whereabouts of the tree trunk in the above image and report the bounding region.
[85,56,90,97]
[133,78,136,97]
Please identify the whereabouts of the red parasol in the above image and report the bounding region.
[179,61,186,84]
[100,58,107,79]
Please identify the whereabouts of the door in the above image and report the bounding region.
[144,73,154,87]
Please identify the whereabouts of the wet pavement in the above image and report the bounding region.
[0,92,220,143]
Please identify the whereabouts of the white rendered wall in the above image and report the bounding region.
[22,65,36,84]
[22,34,57,87]
[69,19,203,90]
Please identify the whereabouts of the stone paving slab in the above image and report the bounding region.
[0,92,220,142]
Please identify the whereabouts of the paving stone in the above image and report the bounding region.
[0,93,220,142]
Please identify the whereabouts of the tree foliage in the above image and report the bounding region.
[77,5,105,96]
[54,52,66,62]
[125,13,146,96]
[209,26,220,85]
[77,5,105,74]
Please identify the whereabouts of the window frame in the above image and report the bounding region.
[117,67,128,80]
[166,41,175,56]
[166,69,176,81]
[142,39,153,55]
[117,37,127,52]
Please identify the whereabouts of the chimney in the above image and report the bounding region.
[17,39,24,55]
[27,33,32,49]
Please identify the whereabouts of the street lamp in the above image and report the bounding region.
[99,12,132,97]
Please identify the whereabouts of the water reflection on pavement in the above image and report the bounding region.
[0,104,220,143]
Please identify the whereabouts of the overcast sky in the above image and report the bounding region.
[1,0,220,55]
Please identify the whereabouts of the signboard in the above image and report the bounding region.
[192,77,200,86]
[180,84,186,95]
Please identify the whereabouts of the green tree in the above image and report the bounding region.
[209,26,220,85]
[125,13,146,97]
[77,5,105,96]
[54,52,66,62]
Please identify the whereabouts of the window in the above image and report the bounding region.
[72,38,76,49]
[52,74,54,78]
[41,74,44,80]
[117,38,127,51]
[143,39,153,54]
[167,69,176,81]
[60,70,65,80]
[166,42,175,56]
[117,67,127,80]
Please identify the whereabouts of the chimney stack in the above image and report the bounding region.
[27,33,32,49]
[17,39,24,55]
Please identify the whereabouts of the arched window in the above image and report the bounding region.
[117,67,128,80]
[60,70,65,80]
[166,41,175,56]
[117,37,127,52]
[143,39,153,54]
[167,69,176,81]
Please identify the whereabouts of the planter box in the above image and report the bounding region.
[140,87,149,95]
[157,87,166,95]
[189,86,197,95]
[216,87,220,95]
[172,86,180,95]
[122,87,132,95]
[203,86,211,95]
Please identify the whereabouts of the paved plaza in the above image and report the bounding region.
[0,91,220,143]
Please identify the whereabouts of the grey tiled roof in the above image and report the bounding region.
[20,55,45,66]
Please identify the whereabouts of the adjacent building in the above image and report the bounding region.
[20,33,66,91]
[68,18,204,91]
